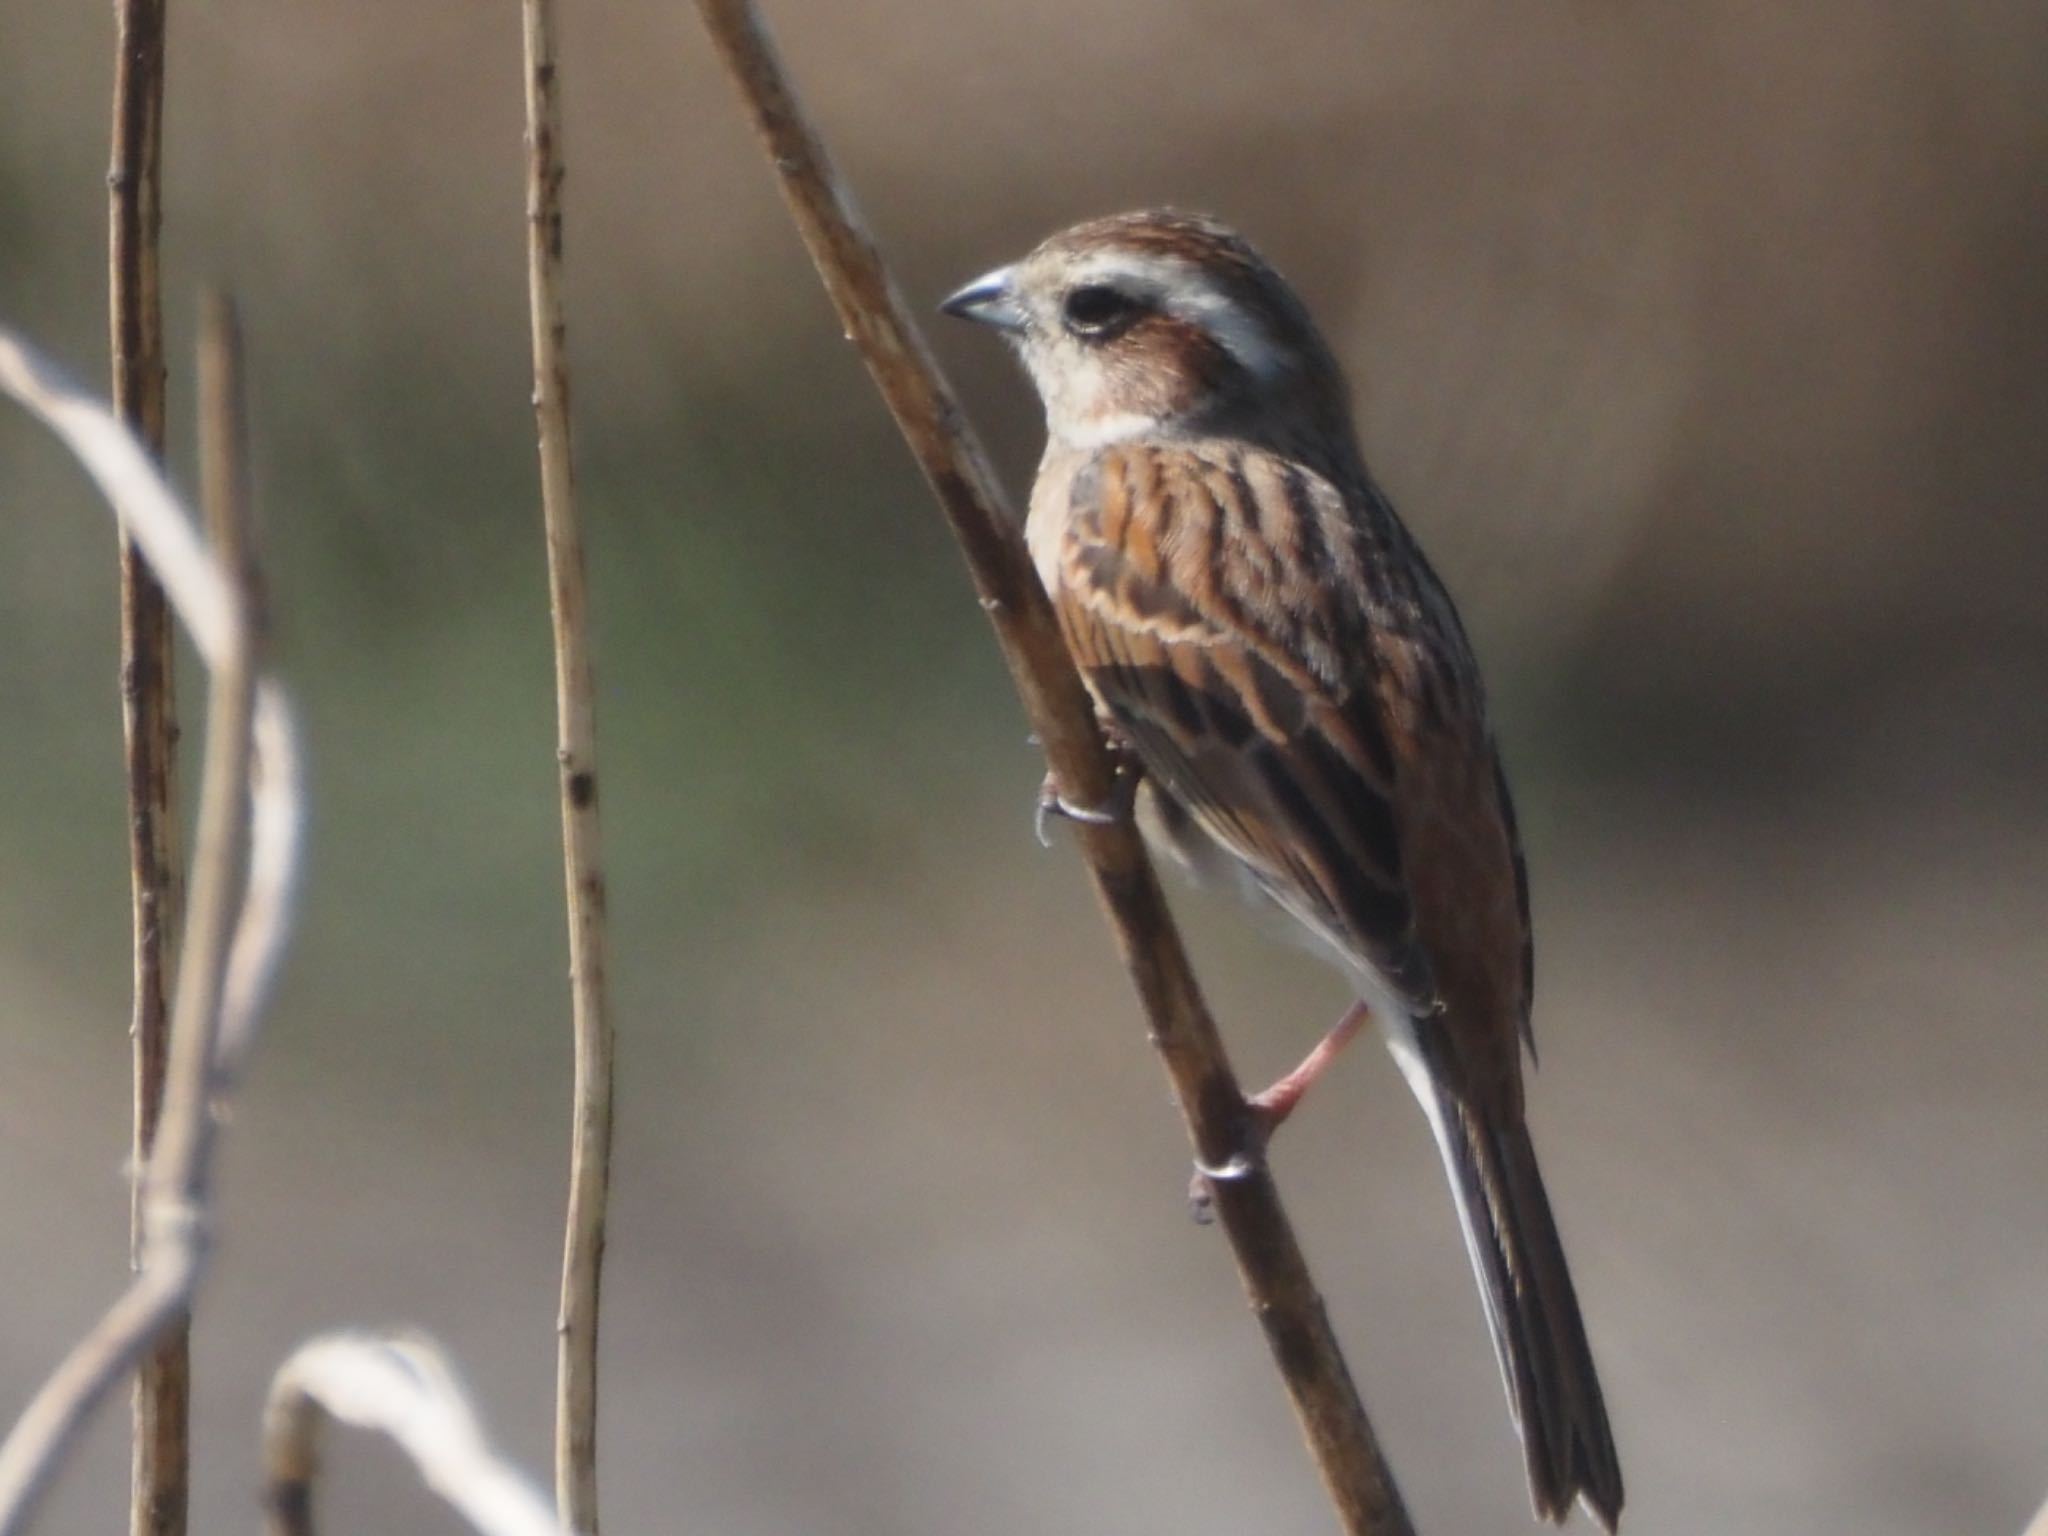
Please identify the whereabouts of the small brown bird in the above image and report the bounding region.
[943,210,1622,1529]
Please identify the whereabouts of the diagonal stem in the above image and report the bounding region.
[687,4,1416,1532]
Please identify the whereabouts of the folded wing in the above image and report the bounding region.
[1053,442,1434,1011]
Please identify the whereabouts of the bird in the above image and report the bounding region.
[941,209,1623,1530]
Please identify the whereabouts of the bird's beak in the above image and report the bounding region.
[939,266,1027,333]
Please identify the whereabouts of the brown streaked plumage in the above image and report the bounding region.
[944,210,1623,1529]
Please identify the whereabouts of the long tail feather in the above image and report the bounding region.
[1395,1039,1624,1527]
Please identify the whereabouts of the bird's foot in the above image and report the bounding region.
[1186,1096,1288,1223]
[1185,1002,1373,1223]
[1186,1134,1267,1225]
[1032,750,1142,847]
[1034,776,1118,846]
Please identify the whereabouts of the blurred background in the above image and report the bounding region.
[2,2,2044,1532]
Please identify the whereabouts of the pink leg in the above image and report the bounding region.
[1191,1000,1377,1218]
[1247,1001,1372,1135]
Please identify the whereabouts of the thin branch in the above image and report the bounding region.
[688,5,1416,1532]
[0,323,303,1536]
[262,1333,569,1536]
[109,3,186,1531]
[197,293,261,647]
[519,6,615,1533]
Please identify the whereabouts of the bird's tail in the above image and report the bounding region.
[1402,1053,1624,1528]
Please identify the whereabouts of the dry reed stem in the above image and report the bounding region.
[109,3,187,1530]
[688,4,1415,1532]
[519,5,616,1532]
[262,1333,569,1536]
[0,322,302,1536]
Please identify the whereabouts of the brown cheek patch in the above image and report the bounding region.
[1108,315,1238,420]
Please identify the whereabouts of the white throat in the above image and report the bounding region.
[1054,409,1159,449]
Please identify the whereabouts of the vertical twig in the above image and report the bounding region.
[196,291,260,726]
[0,321,300,1536]
[688,5,1416,1532]
[110,3,188,1534]
[520,6,616,1532]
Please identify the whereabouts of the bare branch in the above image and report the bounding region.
[191,289,302,1099]
[687,5,1415,1532]
[519,5,616,1532]
[109,1,186,1527]
[263,1334,568,1536]
[0,325,303,1536]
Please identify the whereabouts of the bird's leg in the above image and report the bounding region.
[1190,1001,1373,1222]
[1246,999,1373,1139]
[1033,743,1144,847]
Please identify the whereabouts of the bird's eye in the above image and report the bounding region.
[1062,285,1139,338]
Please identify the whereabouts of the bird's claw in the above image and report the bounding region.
[1032,753,1142,847]
[1185,1134,1268,1224]
[1034,779,1121,846]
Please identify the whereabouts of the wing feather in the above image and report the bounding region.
[1055,443,1435,1010]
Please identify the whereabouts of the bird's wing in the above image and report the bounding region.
[1052,441,1435,1011]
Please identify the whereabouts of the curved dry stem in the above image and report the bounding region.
[263,1333,567,1536]
[518,4,616,1532]
[687,5,1415,1532]
[0,324,303,1536]
[212,678,303,1086]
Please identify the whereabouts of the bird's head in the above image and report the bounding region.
[942,209,1351,455]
